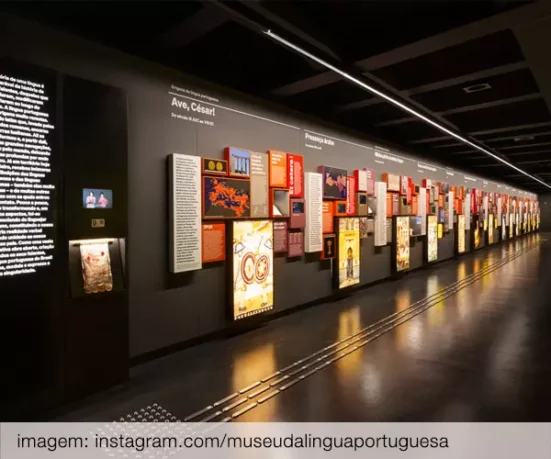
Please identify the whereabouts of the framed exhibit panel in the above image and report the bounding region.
[457,215,466,254]
[268,150,287,188]
[334,200,347,217]
[346,175,357,215]
[202,223,226,263]
[427,215,438,263]
[359,217,369,239]
[392,193,400,216]
[287,230,304,258]
[224,147,251,178]
[202,157,228,176]
[319,165,348,200]
[365,168,375,196]
[322,201,334,234]
[231,220,274,321]
[336,218,360,289]
[448,190,454,230]
[249,151,269,218]
[374,181,387,246]
[509,214,514,238]
[203,176,251,219]
[321,234,336,259]
[169,154,202,273]
[289,198,306,229]
[393,216,410,273]
[354,169,367,192]
[382,173,400,192]
[270,188,290,218]
[488,214,495,244]
[357,192,368,216]
[419,187,427,235]
[273,221,288,253]
[287,153,304,198]
[501,215,507,240]
[304,172,323,253]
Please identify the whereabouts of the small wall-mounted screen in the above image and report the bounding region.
[292,201,304,214]
[359,194,367,205]
[83,189,113,209]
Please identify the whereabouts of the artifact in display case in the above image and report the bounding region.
[334,200,347,217]
[288,230,304,258]
[224,147,250,178]
[359,217,369,239]
[273,220,288,253]
[202,157,228,176]
[289,198,305,228]
[368,196,377,217]
[337,218,360,288]
[270,189,290,218]
[323,201,334,233]
[382,173,400,192]
[268,150,287,188]
[287,153,304,198]
[83,188,113,209]
[231,220,273,320]
[319,165,348,199]
[321,234,336,259]
[357,192,368,216]
[80,241,113,294]
[203,176,251,219]
[202,223,226,263]
[394,216,410,272]
[457,214,466,254]
[409,216,423,237]
[427,215,438,263]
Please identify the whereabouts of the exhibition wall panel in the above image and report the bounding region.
[539,196,551,232]
[0,14,539,358]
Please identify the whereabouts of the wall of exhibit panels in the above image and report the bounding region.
[1,14,538,358]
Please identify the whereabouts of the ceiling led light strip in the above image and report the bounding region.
[264,30,550,192]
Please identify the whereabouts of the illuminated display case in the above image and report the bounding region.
[229,220,274,321]
[456,214,466,255]
[392,216,410,274]
[335,217,360,289]
[426,215,438,263]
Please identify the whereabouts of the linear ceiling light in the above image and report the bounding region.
[264,29,550,192]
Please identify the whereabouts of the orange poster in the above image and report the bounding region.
[386,193,393,217]
[202,223,226,263]
[322,201,334,233]
[268,150,287,188]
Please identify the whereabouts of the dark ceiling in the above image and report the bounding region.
[5,0,551,193]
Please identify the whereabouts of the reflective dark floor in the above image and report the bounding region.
[57,233,551,422]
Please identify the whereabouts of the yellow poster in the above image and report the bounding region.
[437,223,443,239]
[427,215,438,262]
[396,216,410,272]
[338,217,360,289]
[488,214,494,244]
[232,220,274,320]
[457,214,466,253]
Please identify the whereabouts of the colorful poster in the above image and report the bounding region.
[438,223,444,239]
[427,215,438,262]
[396,216,410,272]
[287,153,304,198]
[338,217,360,289]
[268,150,287,188]
[232,220,274,320]
[224,147,250,178]
[319,165,348,199]
[249,151,269,218]
[203,176,251,218]
[346,175,357,215]
[80,242,113,294]
[202,223,226,263]
[457,214,466,254]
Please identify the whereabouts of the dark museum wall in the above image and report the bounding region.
[0,14,538,358]
[539,195,551,232]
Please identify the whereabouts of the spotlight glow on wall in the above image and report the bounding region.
[264,29,549,193]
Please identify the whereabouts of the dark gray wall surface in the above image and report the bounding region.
[0,14,539,357]
[539,195,551,232]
